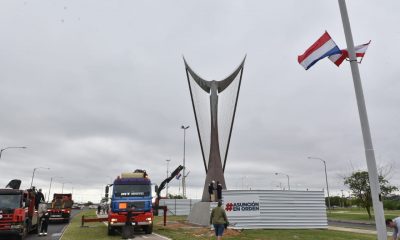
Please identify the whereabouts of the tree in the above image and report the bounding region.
[344,171,398,219]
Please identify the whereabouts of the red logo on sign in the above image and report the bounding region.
[225,203,233,211]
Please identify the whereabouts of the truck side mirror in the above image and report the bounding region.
[105,185,109,198]
[155,185,158,193]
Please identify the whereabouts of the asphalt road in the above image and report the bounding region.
[24,209,169,240]
[328,219,376,230]
[25,209,81,240]
[111,228,170,240]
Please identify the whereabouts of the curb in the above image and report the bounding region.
[328,219,375,226]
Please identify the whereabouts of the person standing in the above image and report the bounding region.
[38,202,49,236]
[216,181,222,201]
[386,217,400,240]
[122,206,135,239]
[210,200,229,240]
[208,181,215,202]
[37,189,45,202]
[35,189,45,208]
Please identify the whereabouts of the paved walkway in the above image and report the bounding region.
[329,226,392,236]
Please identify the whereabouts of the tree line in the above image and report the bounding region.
[331,170,399,219]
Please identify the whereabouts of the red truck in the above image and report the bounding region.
[47,193,73,223]
[0,180,39,240]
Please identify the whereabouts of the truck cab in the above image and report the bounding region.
[107,170,153,235]
[0,187,38,240]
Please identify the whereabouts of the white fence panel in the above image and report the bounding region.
[159,199,201,216]
[211,190,327,229]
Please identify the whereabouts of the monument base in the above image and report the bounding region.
[187,202,212,226]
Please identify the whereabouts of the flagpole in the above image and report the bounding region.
[338,1,387,239]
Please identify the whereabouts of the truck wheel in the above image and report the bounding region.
[18,223,28,240]
[144,223,153,234]
[107,223,115,235]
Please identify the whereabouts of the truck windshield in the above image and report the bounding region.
[113,185,151,197]
[0,194,21,209]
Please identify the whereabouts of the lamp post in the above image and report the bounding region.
[0,146,27,160]
[181,125,189,198]
[30,167,50,188]
[61,182,72,194]
[274,172,290,190]
[308,156,331,210]
[166,159,171,197]
[48,176,63,202]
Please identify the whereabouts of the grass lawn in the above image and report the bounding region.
[61,209,121,240]
[153,216,379,240]
[327,208,400,222]
[61,210,392,240]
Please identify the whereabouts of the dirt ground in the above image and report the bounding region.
[156,219,241,238]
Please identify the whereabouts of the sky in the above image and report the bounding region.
[0,0,399,203]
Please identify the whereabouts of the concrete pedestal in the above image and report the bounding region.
[187,202,211,226]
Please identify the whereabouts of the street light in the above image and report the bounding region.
[48,176,63,202]
[274,172,290,190]
[166,159,171,197]
[181,125,189,198]
[61,181,72,194]
[0,146,27,160]
[30,167,50,188]
[308,156,331,210]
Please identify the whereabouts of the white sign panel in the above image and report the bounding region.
[223,195,260,217]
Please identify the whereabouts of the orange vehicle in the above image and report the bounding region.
[0,180,39,240]
[47,193,73,222]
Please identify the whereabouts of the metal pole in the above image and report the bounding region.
[338,1,387,238]
[48,176,63,202]
[341,190,344,208]
[30,168,37,188]
[166,159,170,197]
[308,157,331,210]
[62,183,64,194]
[48,177,53,202]
[0,146,27,160]
[275,172,290,191]
[183,127,186,198]
[181,125,189,198]
[323,161,331,210]
[30,167,50,189]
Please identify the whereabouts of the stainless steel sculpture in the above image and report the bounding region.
[184,57,245,201]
